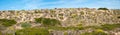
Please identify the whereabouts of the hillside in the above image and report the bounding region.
[0,8,120,35]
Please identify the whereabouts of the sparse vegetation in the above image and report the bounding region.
[81,29,107,35]
[15,28,49,35]
[100,24,120,30]
[0,19,16,27]
[47,26,83,30]
[85,24,120,30]
[0,8,119,35]
[81,30,107,35]
[35,18,61,26]
[71,13,78,18]
[21,22,31,28]
[46,24,84,30]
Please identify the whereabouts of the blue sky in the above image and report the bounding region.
[0,0,120,10]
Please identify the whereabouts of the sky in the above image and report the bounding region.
[0,0,120,10]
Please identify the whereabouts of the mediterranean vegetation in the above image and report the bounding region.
[98,8,109,10]
[21,22,31,28]
[0,19,16,27]
[15,28,49,35]
[35,18,61,26]
[0,8,120,35]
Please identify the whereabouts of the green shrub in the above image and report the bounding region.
[100,24,120,30]
[98,8,109,10]
[81,30,107,35]
[76,24,85,30]
[47,26,84,30]
[35,18,60,26]
[0,19,16,27]
[84,24,120,30]
[35,18,43,23]
[15,28,49,35]
[48,26,67,30]
[21,22,31,28]
[80,11,84,15]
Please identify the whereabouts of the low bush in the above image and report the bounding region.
[21,22,31,28]
[81,30,107,35]
[15,28,49,35]
[100,24,120,30]
[47,26,84,30]
[35,18,60,26]
[86,24,120,30]
[98,8,109,10]
[0,19,16,27]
